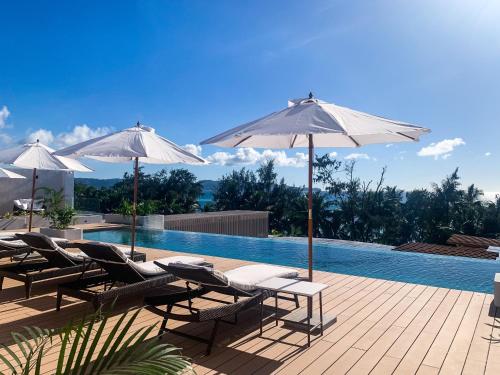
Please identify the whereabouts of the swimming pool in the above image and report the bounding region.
[84,229,500,293]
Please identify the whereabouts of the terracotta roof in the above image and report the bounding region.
[447,234,500,248]
[393,242,497,260]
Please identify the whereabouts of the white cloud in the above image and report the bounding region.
[0,133,12,144]
[26,124,112,147]
[417,138,465,160]
[385,144,394,148]
[485,152,492,157]
[182,144,202,157]
[483,192,500,201]
[206,147,308,167]
[345,153,371,160]
[56,124,111,147]
[328,151,338,158]
[26,129,55,145]
[0,106,10,128]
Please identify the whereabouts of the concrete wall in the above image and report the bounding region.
[104,210,270,238]
[0,169,74,216]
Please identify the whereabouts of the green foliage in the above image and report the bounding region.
[74,156,500,246]
[0,307,193,375]
[114,200,133,216]
[40,187,75,229]
[314,157,500,245]
[213,157,500,246]
[75,168,202,215]
[114,200,161,216]
[213,160,323,236]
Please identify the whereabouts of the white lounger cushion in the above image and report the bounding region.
[59,244,155,263]
[224,264,299,292]
[129,256,206,276]
[58,248,88,262]
[0,239,29,249]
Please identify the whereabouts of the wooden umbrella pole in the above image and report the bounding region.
[131,157,139,257]
[28,168,37,232]
[308,134,314,281]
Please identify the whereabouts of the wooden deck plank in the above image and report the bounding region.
[0,237,497,374]
[341,286,442,374]
[274,280,398,375]
[462,295,496,375]
[291,282,416,374]
[484,305,500,375]
[388,289,461,375]
[421,290,474,369]
[440,292,486,374]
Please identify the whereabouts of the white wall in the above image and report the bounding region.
[0,169,74,215]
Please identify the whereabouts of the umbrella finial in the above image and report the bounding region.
[136,121,141,127]
[36,139,39,143]
[309,92,314,99]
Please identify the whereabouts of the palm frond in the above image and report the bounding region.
[0,307,194,375]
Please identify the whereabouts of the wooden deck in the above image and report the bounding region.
[0,244,499,374]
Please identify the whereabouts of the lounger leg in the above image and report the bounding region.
[25,280,32,299]
[56,290,63,311]
[206,319,220,356]
[260,296,264,335]
[0,276,4,291]
[294,294,300,308]
[234,294,239,324]
[159,305,173,338]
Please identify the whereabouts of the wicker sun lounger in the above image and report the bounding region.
[0,239,31,259]
[56,241,211,310]
[144,262,300,355]
[0,235,73,261]
[0,233,102,299]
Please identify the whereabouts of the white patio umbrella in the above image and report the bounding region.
[0,140,92,231]
[201,93,431,281]
[0,168,26,179]
[54,122,207,256]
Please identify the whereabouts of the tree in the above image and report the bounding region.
[75,168,202,215]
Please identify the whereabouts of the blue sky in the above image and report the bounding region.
[1,1,499,196]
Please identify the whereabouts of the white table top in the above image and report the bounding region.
[256,277,328,297]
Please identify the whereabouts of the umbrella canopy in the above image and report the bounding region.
[0,168,25,179]
[202,94,430,148]
[54,124,207,165]
[0,141,92,172]
[201,93,431,280]
[55,122,207,254]
[0,140,92,231]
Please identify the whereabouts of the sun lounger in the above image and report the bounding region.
[0,234,16,240]
[144,262,300,355]
[13,198,44,213]
[0,239,31,259]
[0,233,103,298]
[0,235,70,259]
[55,241,211,310]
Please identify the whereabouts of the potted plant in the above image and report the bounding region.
[39,188,82,240]
[104,200,163,229]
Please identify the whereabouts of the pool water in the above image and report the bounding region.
[84,229,500,293]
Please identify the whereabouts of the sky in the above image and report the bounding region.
[1,0,500,197]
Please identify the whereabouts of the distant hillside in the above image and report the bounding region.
[200,180,219,193]
[75,178,121,188]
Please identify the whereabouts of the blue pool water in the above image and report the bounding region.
[84,229,500,293]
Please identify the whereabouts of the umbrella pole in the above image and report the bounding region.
[28,168,37,232]
[131,157,139,257]
[308,134,314,281]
